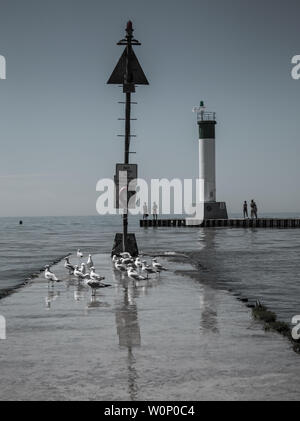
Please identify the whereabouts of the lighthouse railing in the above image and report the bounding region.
[196,111,216,122]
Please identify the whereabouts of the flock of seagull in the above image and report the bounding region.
[112,252,167,281]
[44,249,168,296]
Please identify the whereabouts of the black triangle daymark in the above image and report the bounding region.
[107,48,149,85]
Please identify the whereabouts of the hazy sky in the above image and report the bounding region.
[0,0,299,216]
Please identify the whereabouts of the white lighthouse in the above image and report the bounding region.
[186,101,228,226]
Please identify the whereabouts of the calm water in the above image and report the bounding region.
[0,215,300,322]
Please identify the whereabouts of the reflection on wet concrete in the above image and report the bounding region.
[115,285,141,348]
[45,290,60,309]
[86,295,110,310]
[114,269,141,401]
[190,230,219,333]
[199,288,218,334]
[74,282,86,302]
[126,348,138,401]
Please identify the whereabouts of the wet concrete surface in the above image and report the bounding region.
[0,254,299,401]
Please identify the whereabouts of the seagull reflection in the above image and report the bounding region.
[45,290,60,309]
[66,275,78,286]
[86,295,110,310]
[74,282,86,302]
[65,276,77,293]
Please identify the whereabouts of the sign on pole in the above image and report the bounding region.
[115,164,138,210]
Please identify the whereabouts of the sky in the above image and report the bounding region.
[0,0,300,216]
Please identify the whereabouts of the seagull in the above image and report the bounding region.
[120,252,132,259]
[44,265,60,287]
[64,257,75,274]
[121,257,134,265]
[152,258,168,272]
[115,259,127,273]
[141,261,156,278]
[135,257,143,269]
[77,249,83,259]
[127,265,146,281]
[86,254,94,269]
[80,263,87,275]
[90,267,105,282]
[84,278,109,297]
[74,265,89,280]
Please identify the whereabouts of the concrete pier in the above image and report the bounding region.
[140,218,300,228]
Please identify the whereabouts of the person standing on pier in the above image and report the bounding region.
[143,202,149,220]
[243,201,248,218]
[253,201,258,219]
[251,200,258,219]
[152,202,158,221]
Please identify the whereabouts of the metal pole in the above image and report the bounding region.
[123,91,131,252]
[125,92,131,164]
[108,21,148,256]
[122,26,132,253]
